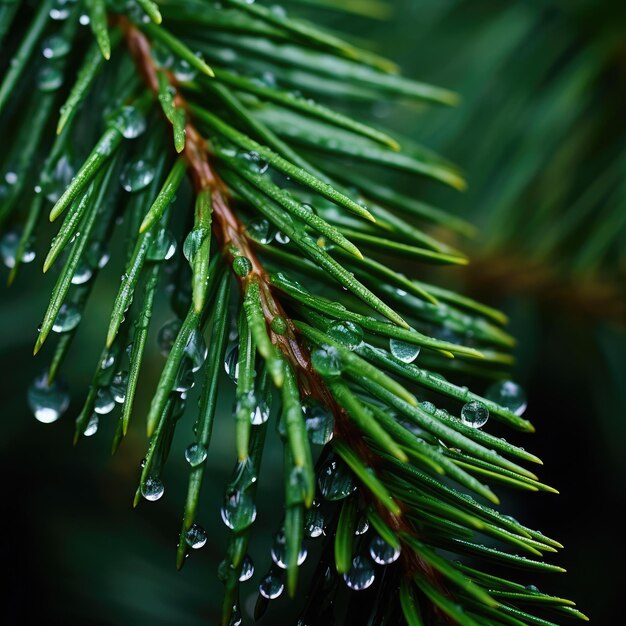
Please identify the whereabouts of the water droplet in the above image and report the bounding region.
[259,573,284,600]
[233,255,252,277]
[174,366,194,393]
[220,489,257,531]
[27,373,69,423]
[173,57,198,82]
[311,346,342,378]
[107,106,146,139]
[141,477,165,501]
[185,442,208,466]
[271,530,307,569]
[1,229,35,268]
[369,535,400,565]
[303,399,334,445]
[50,0,72,20]
[485,380,527,416]
[461,401,489,428]
[183,227,208,265]
[44,155,74,203]
[247,218,273,244]
[185,328,207,372]
[185,523,207,549]
[525,584,540,593]
[421,401,436,414]
[224,343,239,383]
[120,159,155,192]
[274,231,290,244]
[41,35,70,59]
[157,319,182,356]
[271,315,287,335]
[318,456,356,500]
[389,338,420,363]
[52,304,81,333]
[343,556,375,590]
[71,260,93,285]
[251,397,270,425]
[237,150,268,174]
[355,516,369,536]
[111,371,128,403]
[239,555,254,581]
[37,65,63,92]
[147,229,176,261]
[305,507,325,538]
[327,321,363,350]
[83,413,99,437]
[79,13,90,25]
[94,387,115,414]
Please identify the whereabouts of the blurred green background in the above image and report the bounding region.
[1,1,624,624]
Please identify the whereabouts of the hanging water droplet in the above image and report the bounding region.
[173,57,198,82]
[305,507,325,538]
[259,573,284,600]
[355,516,369,536]
[247,218,273,244]
[101,354,115,371]
[461,400,489,428]
[147,229,176,261]
[41,35,70,59]
[274,231,290,244]
[271,315,287,335]
[52,304,81,333]
[185,328,207,372]
[343,556,375,590]
[239,555,254,582]
[233,255,252,277]
[50,0,72,21]
[184,442,208,467]
[157,319,182,356]
[318,456,356,500]
[174,366,194,393]
[141,477,165,501]
[311,346,342,378]
[110,371,128,403]
[107,106,146,139]
[44,155,74,203]
[83,413,99,437]
[27,373,70,423]
[224,343,239,383]
[271,530,308,569]
[251,397,270,425]
[94,387,115,414]
[1,229,35,268]
[369,535,400,565]
[152,42,174,68]
[37,65,63,92]
[71,260,93,285]
[220,489,257,531]
[327,321,363,350]
[79,13,90,25]
[120,159,155,193]
[237,150,268,174]
[303,399,334,445]
[389,338,420,363]
[485,380,527,416]
[185,523,207,549]
[183,228,208,265]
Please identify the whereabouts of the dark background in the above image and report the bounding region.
[1,1,624,624]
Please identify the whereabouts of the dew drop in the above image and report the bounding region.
[141,477,165,501]
[71,260,93,285]
[52,304,81,333]
[389,338,420,363]
[303,399,334,445]
[311,346,342,378]
[41,35,70,59]
[355,516,369,536]
[485,380,527,416]
[233,255,252,277]
[247,218,273,244]
[37,65,63,92]
[173,58,198,82]
[183,227,208,265]
[369,535,400,565]
[120,159,155,192]
[107,106,147,139]
[318,456,356,501]
[185,328,207,372]
[110,371,128,403]
[27,373,69,423]
[83,413,99,437]
[239,555,254,582]
[1,229,35,268]
[461,400,489,428]
[224,343,239,383]
[185,523,207,549]
[237,150,268,174]
[343,556,375,591]
[44,155,74,203]
[327,321,363,350]
[157,319,182,356]
[271,530,308,569]
[220,489,257,531]
[305,507,325,538]
[185,442,208,467]
[274,231,290,244]
[94,387,115,414]
[251,398,270,425]
[259,573,284,600]
[147,229,176,261]
[174,366,194,394]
